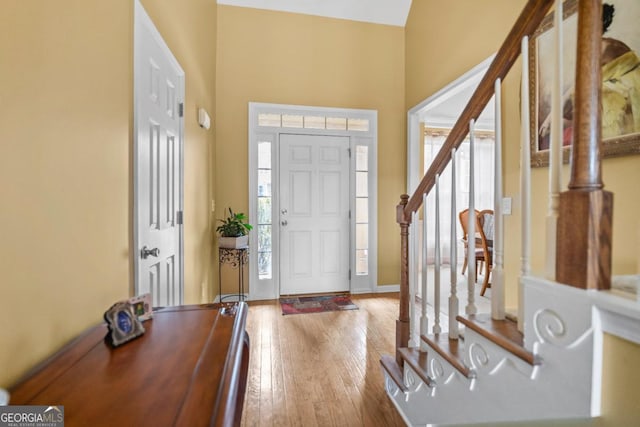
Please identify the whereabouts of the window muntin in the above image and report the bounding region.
[257,114,368,132]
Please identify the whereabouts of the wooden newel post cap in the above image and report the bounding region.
[397,194,410,225]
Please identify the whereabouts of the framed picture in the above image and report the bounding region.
[129,293,153,321]
[529,0,640,167]
[104,302,145,347]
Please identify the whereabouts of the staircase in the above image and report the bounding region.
[382,276,602,425]
[380,0,635,425]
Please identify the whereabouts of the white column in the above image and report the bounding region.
[449,148,460,338]
[433,175,442,334]
[492,79,505,320]
[420,193,429,351]
[519,36,532,331]
[466,119,477,316]
[546,0,563,280]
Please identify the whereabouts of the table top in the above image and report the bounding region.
[10,303,248,427]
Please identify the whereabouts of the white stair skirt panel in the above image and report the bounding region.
[383,276,603,426]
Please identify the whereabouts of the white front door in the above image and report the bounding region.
[279,134,350,295]
[134,1,184,306]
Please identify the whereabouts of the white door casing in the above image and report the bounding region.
[134,1,184,306]
[248,103,378,301]
[279,134,350,295]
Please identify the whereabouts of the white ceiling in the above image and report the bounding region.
[217,0,413,27]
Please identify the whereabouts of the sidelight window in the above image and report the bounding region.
[257,141,272,279]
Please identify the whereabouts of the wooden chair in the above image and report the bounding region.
[477,209,494,296]
[459,209,481,276]
[459,209,494,296]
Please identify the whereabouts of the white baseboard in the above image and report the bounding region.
[375,284,400,293]
[351,284,399,294]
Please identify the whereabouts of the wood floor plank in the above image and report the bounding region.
[240,293,405,427]
[242,303,264,427]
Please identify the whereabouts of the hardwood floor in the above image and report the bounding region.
[241,293,406,427]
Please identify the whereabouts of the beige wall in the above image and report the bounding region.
[601,333,640,425]
[215,5,405,290]
[405,0,526,111]
[0,0,217,388]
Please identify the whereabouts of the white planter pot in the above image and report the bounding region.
[218,235,249,249]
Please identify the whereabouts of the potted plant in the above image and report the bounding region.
[216,208,253,249]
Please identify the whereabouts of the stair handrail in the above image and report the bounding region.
[397,0,611,368]
[395,0,555,365]
[402,0,554,218]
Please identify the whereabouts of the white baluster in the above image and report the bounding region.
[546,0,563,280]
[520,36,532,331]
[410,211,418,347]
[492,79,505,320]
[466,119,477,315]
[411,212,420,347]
[421,193,429,351]
[449,148,459,338]
[433,175,442,334]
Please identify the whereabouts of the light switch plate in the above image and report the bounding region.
[502,197,512,215]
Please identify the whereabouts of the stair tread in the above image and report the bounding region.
[420,333,473,378]
[380,355,408,392]
[456,313,541,365]
[398,347,435,387]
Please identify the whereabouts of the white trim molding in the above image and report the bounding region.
[406,55,495,195]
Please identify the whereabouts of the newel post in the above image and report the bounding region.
[556,0,613,290]
[396,194,411,365]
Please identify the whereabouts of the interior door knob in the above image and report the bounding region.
[141,246,160,259]
[281,220,288,226]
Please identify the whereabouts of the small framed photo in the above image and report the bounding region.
[104,302,145,347]
[128,293,153,321]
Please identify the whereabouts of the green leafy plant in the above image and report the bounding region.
[216,208,253,237]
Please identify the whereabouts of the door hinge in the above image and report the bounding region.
[178,103,184,118]
[177,210,183,225]
[348,148,352,157]
[348,269,351,280]
[348,210,351,219]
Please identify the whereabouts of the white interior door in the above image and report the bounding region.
[134,1,184,306]
[279,134,350,295]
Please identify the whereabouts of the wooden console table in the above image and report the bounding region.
[9,303,249,427]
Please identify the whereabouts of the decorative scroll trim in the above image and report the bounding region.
[404,368,416,389]
[385,376,399,397]
[533,309,567,345]
[468,342,490,371]
[430,357,445,381]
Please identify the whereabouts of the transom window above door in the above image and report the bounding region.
[258,113,370,132]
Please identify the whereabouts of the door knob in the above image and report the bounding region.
[281,208,288,215]
[141,246,160,259]
[281,220,288,226]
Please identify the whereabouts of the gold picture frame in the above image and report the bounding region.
[529,0,640,167]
